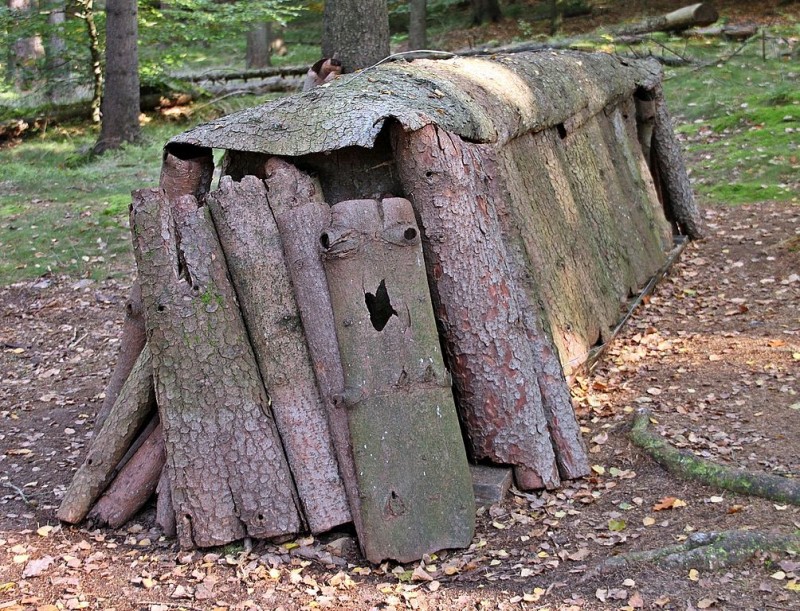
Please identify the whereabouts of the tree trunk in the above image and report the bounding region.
[392,124,561,490]
[548,0,562,36]
[615,3,718,37]
[321,197,475,564]
[408,0,427,50]
[206,175,350,534]
[57,345,156,524]
[7,0,44,87]
[470,0,502,25]
[95,281,146,429]
[74,0,103,123]
[88,422,166,528]
[130,188,301,548]
[95,0,140,152]
[322,0,390,72]
[262,157,364,542]
[246,22,273,69]
[44,0,67,100]
[156,465,177,536]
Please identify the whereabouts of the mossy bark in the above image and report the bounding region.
[631,408,800,505]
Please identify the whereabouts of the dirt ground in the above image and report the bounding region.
[1,197,798,611]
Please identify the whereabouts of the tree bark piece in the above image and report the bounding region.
[95,281,146,429]
[321,197,475,564]
[159,145,214,203]
[57,344,155,524]
[130,187,301,548]
[88,422,165,528]
[650,83,705,239]
[392,124,561,490]
[263,158,363,541]
[322,0,389,72]
[615,3,719,37]
[206,175,350,534]
[156,465,177,537]
[631,408,800,505]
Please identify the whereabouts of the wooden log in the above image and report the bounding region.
[156,464,177,537]
[159,144,214,203]
[650,83,705,239]
[206,175,350,534]
[263,158,363,540]
[88,422,166,528]
[392,124,561,491]
[321,197,475,564]
[57,345,156,524]
[95,281,146,429]
[109,414,159,480]
[130,188,301,548]
[615,3,719,37]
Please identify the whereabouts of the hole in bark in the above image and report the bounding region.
[257,513,264,521]
[365,279,397,332]
[157,304,166,312]
[320,232,330,249]
[556,123,567,139]
[86,458,93,466]
[425,171,434,178]
[404,227,417,241]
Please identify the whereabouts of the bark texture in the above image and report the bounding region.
[160,145,214,202]
[392,124,560,490]
[651,84,705,239]
[408,0,427,50]
[95,281,146,428]
[262,158,362,539]
[206,175,350,534]
[57,345,155,524]
[322,197,474,563]
[246,22,273,69]
[170,52,661,157]
[95,0,140,152]
[322,0,390,72]
[88,423,165,528]
[156,465,177,537]
[131,188,300,548]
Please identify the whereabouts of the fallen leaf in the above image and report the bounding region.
[697,598,717,608]
[22,556,54,578]
[654,497,685,511]
[608,518,627,532]
[411,566,433,582]
[567,547,590,561]
[689,569,700,582]
[629,591,644,608]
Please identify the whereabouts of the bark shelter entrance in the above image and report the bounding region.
[58,51,703,564]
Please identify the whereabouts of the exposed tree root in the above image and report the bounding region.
[630,408,800,505]
[583,530,800,581]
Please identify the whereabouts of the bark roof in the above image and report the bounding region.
[169,51,661,156]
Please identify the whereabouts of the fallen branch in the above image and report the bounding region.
[630,408,800,505]
[583,530,800,580]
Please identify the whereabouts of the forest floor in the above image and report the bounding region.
[2,1,800,610]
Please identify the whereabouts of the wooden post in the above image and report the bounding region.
[392,124,561,490]
[263,158,363,539]
[131,188,301,548]
[57,345,155,524]
[321,196,475,564]
[206,175,350,534]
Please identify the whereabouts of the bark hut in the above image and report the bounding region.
[61,50,701,563]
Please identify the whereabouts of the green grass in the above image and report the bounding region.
[660,28,800,205]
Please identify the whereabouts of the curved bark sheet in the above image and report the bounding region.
[206,175,350,534]
[130,188,301,548]
[392,124,561,490]
[262,158,364,541]
[322,197,475,564]
[169,51,660,156]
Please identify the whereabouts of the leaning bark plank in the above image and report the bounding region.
[95,281,146,429]
[614,3,719,37]
[649,83,705,239]
[130,188,301,548]
[392,124,560,491]
[88,422,166,528]
[159,145,214,203]
[263,158,363,540]
[57,344,155,524]
[206,175,350,534]
[631,408,800,505]
[156,465,177,537]
[322,197,475,564]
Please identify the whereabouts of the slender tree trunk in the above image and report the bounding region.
[322,0,389,72]
[7,0,45,87]
[246,22,273,69]
[72,0,103,123]
[95,0,140,152]
[408,0,427,50]
[44,1,68,100]
[470,0,502,25]
[548,0,562,36]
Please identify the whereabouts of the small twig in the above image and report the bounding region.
[3,481,36,506]
[138,602,203,611]
[69,332,88,349]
